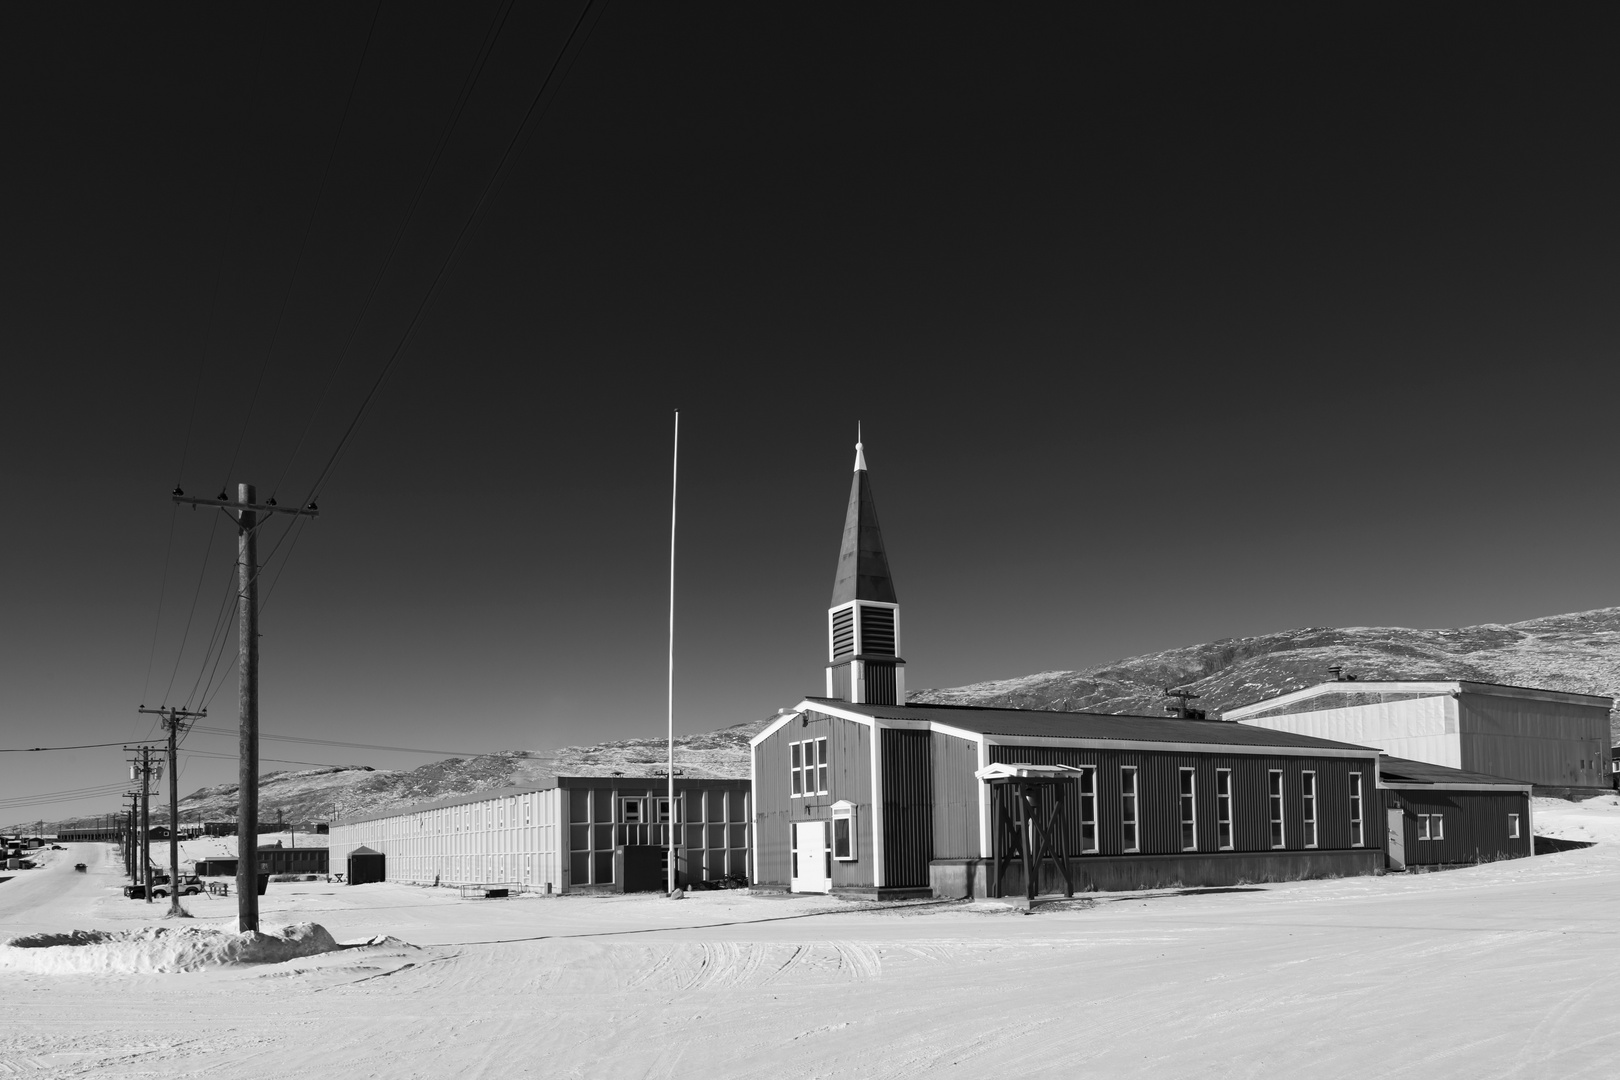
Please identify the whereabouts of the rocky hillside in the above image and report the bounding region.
[910,607,1620,739]
[111,718,774,828]
[52,606,1620,832]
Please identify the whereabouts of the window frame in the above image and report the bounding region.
[1268,770,1285,849]
[1417,814,1431,841]
[1178,767,1197,852]
[790,742,803,798]
[1301,770,1318,849]
[831,800,857,861]
[618,796,644,825]
[815,736,829,795]
[1077,766,1098,854]
[1348,772,1364,848]
[1120,766,1140,853]
[1508,812,1520,839]
[1215,768,1233,851]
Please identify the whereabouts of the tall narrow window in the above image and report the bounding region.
[1417,814,1431,841]
[1348,772,1364,847]
[1301,771,1317,848]
[1216,769,1233,850]
[790,742,803,798]
[1508,813,1520,839]
[1078,767,1098,853]
[816,737,829,795]
[1121,767,1139,853]
[1179,768,1197,851]
[1268,770,1285,849]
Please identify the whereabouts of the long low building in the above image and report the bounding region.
[328,775,751,894]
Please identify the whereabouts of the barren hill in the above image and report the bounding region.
[53,607,1620,833]
[910,606,1620,739]
[119,719,774,828]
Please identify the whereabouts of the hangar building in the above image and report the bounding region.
[1223,680,1612,792]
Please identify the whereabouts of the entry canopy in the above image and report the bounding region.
[974,762,1087,782]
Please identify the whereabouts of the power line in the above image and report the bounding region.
[267,0,520,504]
[186,723,527,759]
[179,748,364,770]
[0,740,159,753]
[160,512,223,707]
[291,0,609,516]
[221,1,384,493]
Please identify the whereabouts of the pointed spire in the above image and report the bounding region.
[830,429,896,606]
[854,422,866,472]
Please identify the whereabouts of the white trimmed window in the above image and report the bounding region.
[831,801,857,860]
[1268,770,1285,849]
[620,797,644,824]
[1301,771,1318,849]
[1348,772,1364,847]
[1078,767,1098,853]
[789,738,829,798]
[1508,813,1520,839]
[1179,768,1197,851]
[1215,769,1233,850]
[1121,767,1139,853]
[1418,813,1444,841]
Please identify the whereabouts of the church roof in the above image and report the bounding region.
[830,436,897,606]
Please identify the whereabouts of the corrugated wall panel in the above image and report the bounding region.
[881,729,932,886]
[1385,788,1532,864]
[1460,694,1610,787]
[752,713,875,888]
[931,732,981,859]
[987,745,1376,856]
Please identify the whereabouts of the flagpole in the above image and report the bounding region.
[666,410,680,897]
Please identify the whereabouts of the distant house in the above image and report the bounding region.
[1223,680,1612,792]
[195,842,330,877]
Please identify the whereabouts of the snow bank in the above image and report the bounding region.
[0,922,342,974]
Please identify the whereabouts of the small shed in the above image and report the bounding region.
[347,846,386,884]
[1378,756,1533,869]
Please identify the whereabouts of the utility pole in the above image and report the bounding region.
[139,706,206,917]
[172,482,317,931]
[130,748,157,903]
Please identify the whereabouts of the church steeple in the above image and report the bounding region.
[826,429,904,705]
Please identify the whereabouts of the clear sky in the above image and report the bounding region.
[5,4,1620,826]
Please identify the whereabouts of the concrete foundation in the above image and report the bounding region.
[930,849,1386,899]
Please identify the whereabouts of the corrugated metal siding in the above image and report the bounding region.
[1460,693,1610,787]
[881,728,932,887]
[1238,696,1460,769]
[932,732,981,859]
[1384,788,1532,865]
[987,744,1374,856]
[753,712,874,887]
[329,788,564,890]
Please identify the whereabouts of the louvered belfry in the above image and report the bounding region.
[826,435,904,705]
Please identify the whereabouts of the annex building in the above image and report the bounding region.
[328,774,750,894]
[1223,680,1612,792]
[750,439,1540,898]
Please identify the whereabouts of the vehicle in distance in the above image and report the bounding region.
[151,874,204,898]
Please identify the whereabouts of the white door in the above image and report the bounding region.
[1386,809,1406,871]
[791,821,831,894]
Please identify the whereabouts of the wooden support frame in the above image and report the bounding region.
[985,773,1077,901]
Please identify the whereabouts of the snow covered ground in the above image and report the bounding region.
[2,800,1618,1078]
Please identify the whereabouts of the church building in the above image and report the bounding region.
[749,439,1531,898]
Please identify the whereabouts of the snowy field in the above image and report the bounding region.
[2,798,1618,1078]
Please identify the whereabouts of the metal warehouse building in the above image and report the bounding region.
[1224,680,1612,792]
[329,774,750,894]
[752,438,1540,898]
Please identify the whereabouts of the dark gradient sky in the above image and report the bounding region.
[6,4,1620,824]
